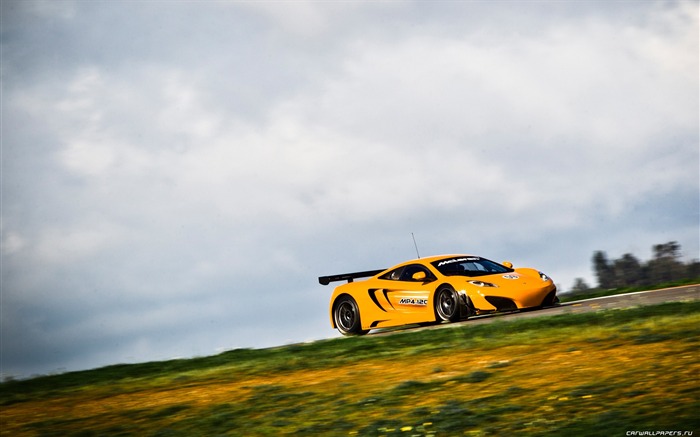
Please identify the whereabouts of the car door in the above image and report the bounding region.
[370,264,436,324]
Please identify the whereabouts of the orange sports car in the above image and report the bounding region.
[319,254,558,335]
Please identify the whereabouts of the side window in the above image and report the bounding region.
[379,267,404,281]
[380,264,434,282]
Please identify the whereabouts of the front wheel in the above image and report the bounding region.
[333,296,368,336]
[434,286,460,323]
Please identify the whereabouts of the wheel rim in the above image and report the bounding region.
[437,289,457,319]
[336,301,357,331]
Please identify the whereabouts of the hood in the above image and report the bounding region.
[463,267,548,288]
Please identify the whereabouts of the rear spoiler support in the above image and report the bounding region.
[318,269,385,285]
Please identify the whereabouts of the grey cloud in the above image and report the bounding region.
[1,0,697,379]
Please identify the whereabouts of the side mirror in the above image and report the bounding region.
[502,261,513,269]
[412,271,427,281]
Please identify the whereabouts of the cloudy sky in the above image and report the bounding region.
[1,0,698,378]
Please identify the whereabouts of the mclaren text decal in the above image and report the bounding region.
[437,257,480,266]
[399,297,428,306]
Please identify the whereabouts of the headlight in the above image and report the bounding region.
[539,271,550,281]
[469,280,497,288]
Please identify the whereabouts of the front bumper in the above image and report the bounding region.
[469,284,557,312]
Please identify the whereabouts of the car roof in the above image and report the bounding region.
[395,254,477,266]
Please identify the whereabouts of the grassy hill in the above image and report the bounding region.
[2,301,699,436]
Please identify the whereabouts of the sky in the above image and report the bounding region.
[1,0,698,379]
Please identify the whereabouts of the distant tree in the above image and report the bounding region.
[589,241,697,291]
[570,277,591,294]
[592,251,614,289]
[687,260,700,280]
[653,241,681,259]
[647,241,685,283]
[612,253,642,288]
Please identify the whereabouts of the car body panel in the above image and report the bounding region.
[324,254,556,333]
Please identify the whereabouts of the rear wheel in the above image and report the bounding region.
[333,296,368,336]
[434,286,460,323]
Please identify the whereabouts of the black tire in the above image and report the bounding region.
[333,295,368,336]
[434,286,460,323]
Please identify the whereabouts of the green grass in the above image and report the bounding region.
[2,301,699,436]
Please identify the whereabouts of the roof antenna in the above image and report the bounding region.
[411,232,421,259]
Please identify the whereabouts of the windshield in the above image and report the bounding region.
[431,256,513,277]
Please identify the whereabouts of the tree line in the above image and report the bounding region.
[570,241,700,294]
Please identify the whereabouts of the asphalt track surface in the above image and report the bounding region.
[370,284,700,335]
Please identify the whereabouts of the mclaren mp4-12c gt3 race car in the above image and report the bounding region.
[319,254,558,335]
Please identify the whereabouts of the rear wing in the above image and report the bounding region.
[318,269,386,285]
